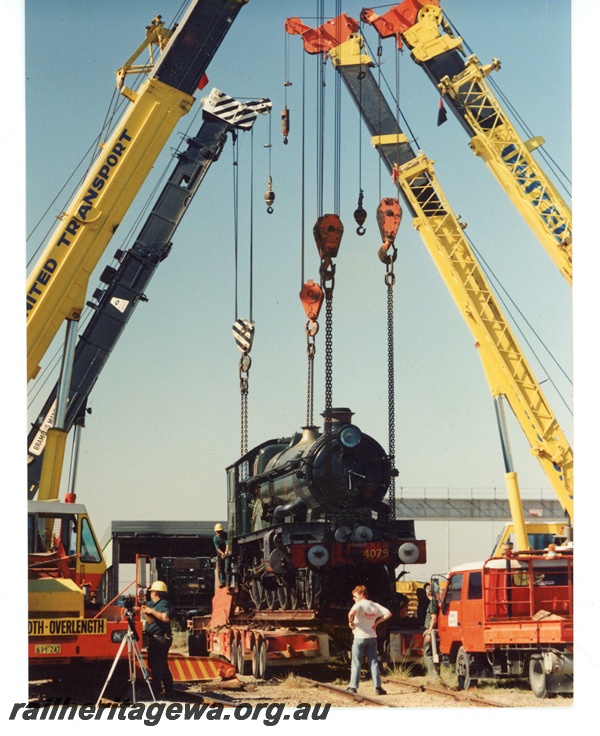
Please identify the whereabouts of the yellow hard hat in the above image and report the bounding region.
[149,580,168,593]
[214,523,224,532]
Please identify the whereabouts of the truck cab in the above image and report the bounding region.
[434,549,573,697]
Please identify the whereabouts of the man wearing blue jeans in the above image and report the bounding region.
[347,585,392,695]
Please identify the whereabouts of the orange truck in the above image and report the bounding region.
[433,547,573,698]
[28,499,148,668]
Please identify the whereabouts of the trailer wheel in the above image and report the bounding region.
[456,646,477,690]
[189,631,208,657]
[236,639,250,675]
[188,632,200,657]
[529,656,548,699]
[252,638,267,680]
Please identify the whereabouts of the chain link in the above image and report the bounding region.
[239,354,251,462]
[386,262,396,521]
[321,261,335,517]
[324,294,333,435]
[306,322,317,428]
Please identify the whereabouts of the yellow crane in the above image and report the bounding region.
[286,14,572,552]
[27,0,248,670]
[361,0,572,284]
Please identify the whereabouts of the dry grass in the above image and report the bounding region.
[272,671,318,690]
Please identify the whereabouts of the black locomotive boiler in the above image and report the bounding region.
[225,408,426,614]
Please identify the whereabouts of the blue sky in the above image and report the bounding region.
[23,1,574,547]
[7,0,598,721]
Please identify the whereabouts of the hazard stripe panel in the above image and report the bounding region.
[139,653,236,682]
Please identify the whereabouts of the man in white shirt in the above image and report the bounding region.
[347,585,392,695]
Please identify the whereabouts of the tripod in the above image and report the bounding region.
[96,613,156,707]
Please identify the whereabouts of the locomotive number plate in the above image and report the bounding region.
[360,544,390,561]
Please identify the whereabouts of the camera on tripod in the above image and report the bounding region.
[120,595,140,639]
[122,595,136,612]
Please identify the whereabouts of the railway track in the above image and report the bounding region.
[29,668,550,709]
[180,674,510,709]
[382,676,509,708]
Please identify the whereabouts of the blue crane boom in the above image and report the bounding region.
[28,90,271,499]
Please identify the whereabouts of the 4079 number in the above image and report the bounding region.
[362,546,389,561]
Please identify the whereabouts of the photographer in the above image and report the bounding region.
[141,580,174,698]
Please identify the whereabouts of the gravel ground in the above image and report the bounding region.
[27,651,574,713]
[208,667,573,709]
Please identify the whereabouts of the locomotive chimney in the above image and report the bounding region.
[321,407,354,424]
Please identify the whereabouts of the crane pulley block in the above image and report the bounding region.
[376,198,402,246]
[232,319,255,354]
[313,214,344,260]
[300,280,324,322]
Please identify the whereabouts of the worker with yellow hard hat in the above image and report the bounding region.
[213,522,232,588]
[141,580,173,697]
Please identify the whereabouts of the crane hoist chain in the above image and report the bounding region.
[239,353,251,460]
[313,215,343,514]
[233,319,255,461]
[321,260,335,437]
[385,271,396,521]
[300,280,324,428]
[305,320,318,427]
[377,198,402,521]
[313,214,344,438]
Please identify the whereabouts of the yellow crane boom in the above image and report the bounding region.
[286,17,573,546]
[362,0,572,284]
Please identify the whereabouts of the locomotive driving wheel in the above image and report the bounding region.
[264,586,277,610]
[304,570,320,610]
[290,581,299,609]
[277,582,290,610]
[251,578,265,610]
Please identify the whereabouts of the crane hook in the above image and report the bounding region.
[265,175,275,214]
[354,190,367,235]
[281,106,290,145]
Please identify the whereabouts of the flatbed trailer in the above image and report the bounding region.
[188,588,425,679]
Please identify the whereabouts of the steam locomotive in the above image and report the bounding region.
[226,408,426,613]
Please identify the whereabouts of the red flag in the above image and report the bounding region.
[437,97,448,126]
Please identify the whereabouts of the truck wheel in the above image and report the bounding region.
[230,639,238,668]
[456,646,477,690]
[529,656,548,699]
